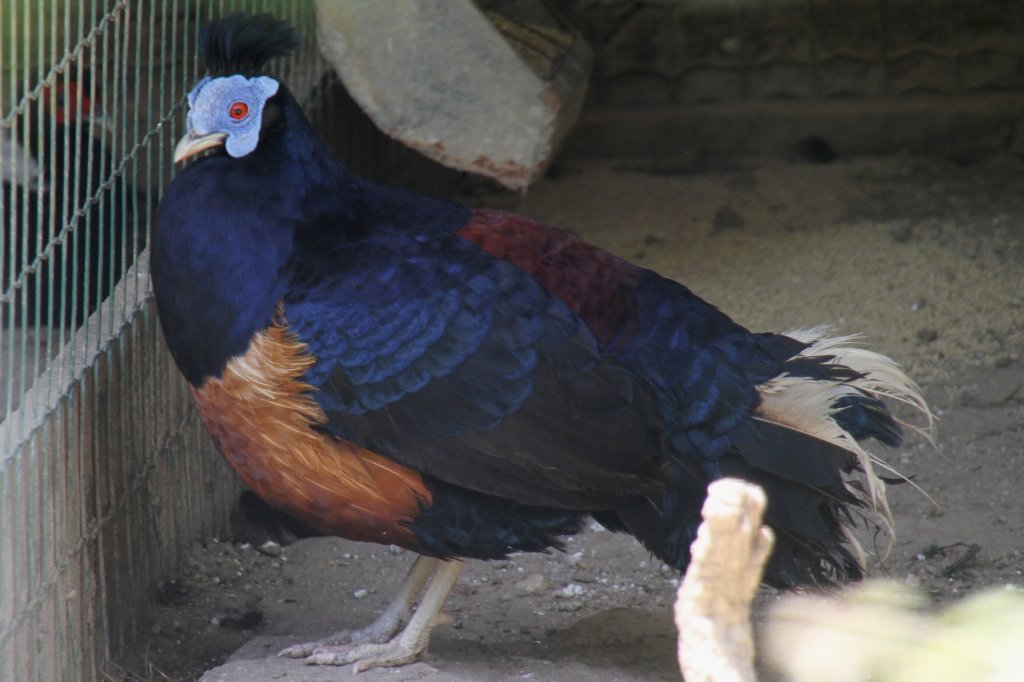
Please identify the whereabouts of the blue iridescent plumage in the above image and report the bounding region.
[154,15,926,620]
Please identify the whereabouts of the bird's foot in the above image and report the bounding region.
[282,560,465,673]
[290,611,454,672]
[277,620,395,659]
[280,555,442,661]
[305,637,427,673]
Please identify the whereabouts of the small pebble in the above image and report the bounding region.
[214,608,263,630]
[257,541,282,557]
[515,573,548,594]
[353,588,369,599]
[555,583,584,599]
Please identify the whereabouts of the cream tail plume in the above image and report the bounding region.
[755,326,935,563]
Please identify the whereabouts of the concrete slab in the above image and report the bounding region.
[314,0,591,189]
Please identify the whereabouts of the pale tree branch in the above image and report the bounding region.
[676,478,773,682]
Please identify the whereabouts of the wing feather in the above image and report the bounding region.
[284,229,667,509]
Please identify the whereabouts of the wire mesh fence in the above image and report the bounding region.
[0,2,329,680]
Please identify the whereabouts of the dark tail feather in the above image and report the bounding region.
[607,329,930,586]
[832,393,902,446]
[595,426,867,585]
[720,419,868,585]
[594,461,709,572]
[747,328,932,581]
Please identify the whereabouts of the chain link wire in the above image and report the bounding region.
[0,3,326,679]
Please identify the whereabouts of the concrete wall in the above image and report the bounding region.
[551,0,1024,161]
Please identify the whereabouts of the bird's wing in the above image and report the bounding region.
[283,228,667,510]
[457,209,785,466]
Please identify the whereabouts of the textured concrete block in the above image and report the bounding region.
[315,0,591,189]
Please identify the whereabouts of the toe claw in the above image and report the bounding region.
[278,643,310,659]
[278,630,358,659]
[352,658,382,674]
[306,652,339,666]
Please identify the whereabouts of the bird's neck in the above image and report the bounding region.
[152,94,470,387]
[152,96,350,386]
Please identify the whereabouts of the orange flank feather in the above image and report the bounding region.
[191,319,431,547]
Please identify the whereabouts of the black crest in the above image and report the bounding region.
[199,13,299,76]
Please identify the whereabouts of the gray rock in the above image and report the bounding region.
[314,0,591,189]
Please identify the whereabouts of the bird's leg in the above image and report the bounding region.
[304,559,465,672]
[278,554,440,658]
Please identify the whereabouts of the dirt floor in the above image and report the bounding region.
[113,153,1024,681]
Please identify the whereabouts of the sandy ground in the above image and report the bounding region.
[114,153,1024,681]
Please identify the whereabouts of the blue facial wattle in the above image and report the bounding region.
[185,74,279,158]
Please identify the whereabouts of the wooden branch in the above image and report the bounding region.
[676,479,773,682]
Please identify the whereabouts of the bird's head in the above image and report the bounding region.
[176,73,280,162]
[174,13,299,164]
[42,73,109,131]
[45,79,92,125]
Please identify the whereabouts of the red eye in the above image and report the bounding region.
[228,101,249,120]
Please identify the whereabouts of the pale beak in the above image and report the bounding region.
[173,130,228,163]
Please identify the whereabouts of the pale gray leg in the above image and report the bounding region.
[278,554,441,659]
[305,559,465,672]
